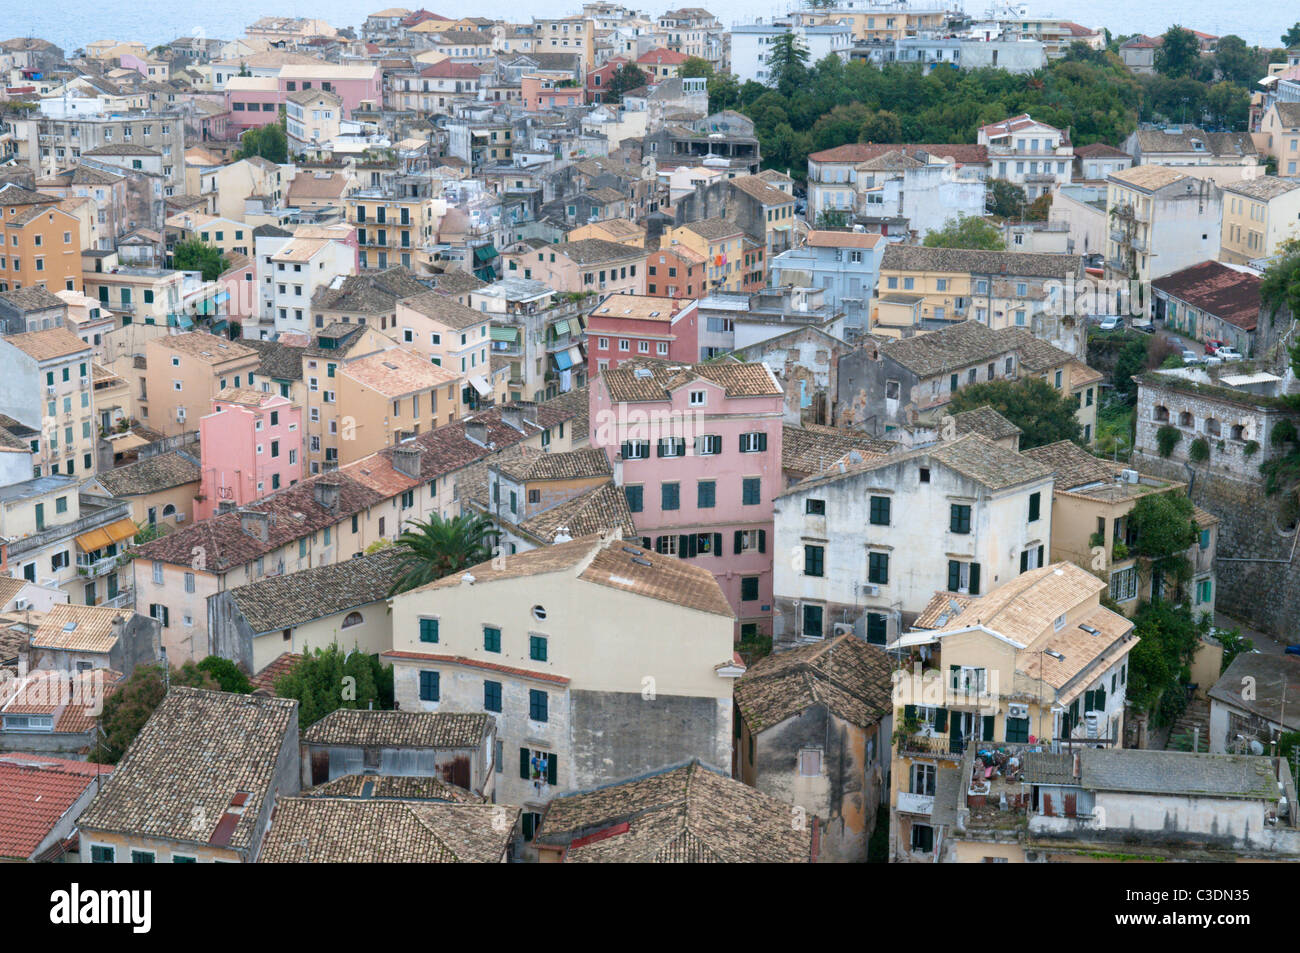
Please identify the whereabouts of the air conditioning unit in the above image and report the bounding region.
[832,622,854,637]
[14,598,29,610]
[1007,703,1029,719]
[174,513,186,523]
[862,583,880,597]
[1120,469,1139,484]
[176,409,186,421]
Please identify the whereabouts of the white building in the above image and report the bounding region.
[265,226,357,335]
[978,114,1073,200]
[771,434,1055,650]
[730,22,852,86]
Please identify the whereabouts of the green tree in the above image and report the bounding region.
[273,645,393,728]
[604,63,648,105]
[814,209,848,229]
[1284,23,1300,48]
[1111,335,1150,403]
[388,513,495,596]
[1155,26,1203,79]
[1204,81,1249,128]
[171,239,227,281]
[1125,600,1207,719]
[90,663,218,764]
[679,56,713,79]
[1216,628,1254,673]
[923,215,1005,250]
[1213,35,1266,87]
[859,109,902,143]
[196,655,252,694]
[766,31,810,97]
[986,178,1029,219]
[233,119,287,163]
[1129,490,1198,589]
[946,378,1083,449]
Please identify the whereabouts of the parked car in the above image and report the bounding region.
[1098,315,1124,331]
[1285,644,1300,656]
[1204,339,1227,354]
[1181,349,1204,364]
[1216,346,1244,361]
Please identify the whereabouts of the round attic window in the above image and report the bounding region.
[532,605,547,621]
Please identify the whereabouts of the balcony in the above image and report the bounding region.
[896,790,935,815]
[101,587,135,610]
[76,554,122,577]
[898,732,966,758]
[1109,228,1125,242]
[1130,237,1147,253]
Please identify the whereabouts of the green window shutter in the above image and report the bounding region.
[758,529,766,553]
[1029,492,1040,522]
[1020,550,1029,573]
[519,747,530,780]
[982,715,995,741]
[948,560,960,592]
[713,532,722,557]
[904,704,916,721]
[1095,684,1106,709]
[950,665,961,691]
[969,563,980,595]
[546,753,558,785]
[734,530,744,554]
[934,707,948,733]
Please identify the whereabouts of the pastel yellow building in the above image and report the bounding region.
[1219,176,1300,264]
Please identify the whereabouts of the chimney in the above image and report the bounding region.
[500,401,538,432]
[392,444,423,478]
[217,500,236,515]
[238,507,270,542]
[465,420,489,446]
[312,478,341,511]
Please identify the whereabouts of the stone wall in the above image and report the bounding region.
[1131,450,1300,639]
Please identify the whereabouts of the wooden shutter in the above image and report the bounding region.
[1095,684,1106,710]
[656,438,665,457]
[757,432,767,451]
[620,440,631,459]
[757,529,766,553]
[678,534,690,558]
[904,704,916,721]
[934,707,948,733]
[982,715,995,741]
[546,753,558,785]
[1020,550,1029,573]
[969,563,980,595]
[676,437,685,455]
[519,747,530,780]
[713,532,722,557]
[734,530,744,554]
[739,433,747,452]
[948,560,960,592]
[1037,545,1044,567]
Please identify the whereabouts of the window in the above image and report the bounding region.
[804,544,825,577]
[802,603,823,639]
[530,635,548,661]
[739,431,767,453]
[868,552,889,585]
[419,670,440,702]
[131,850,155,864]
[621,439,650,460]
[625,485,643,513]
[184,572,195,594]
[695,434,722,455]
[950,665,987,694]
[661,482,680,510]
[866,612,887,645]
[947,560,981,595]
[741,576,759,601]
[910,823,935,853]
[911,762,936,796]
[950,504,972,534]
[1028,492,1041,523]
[1005,716,1029,743]
[806,498,826,515]
[689,389,706,406]
[529,689,548,722]
[484,680,502,712]
[419,618,439,643]
[697,480,716,508]
[742,478,760,505]
[90,845,115,863]
[484,626,501,652]
[798,748,823,777]
[919,467,930,483]
[1020,545,1045,573]
[869,496,890,525]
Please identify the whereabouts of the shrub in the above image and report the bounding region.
[1089,530,1105,548]
[1273,419,1298,446]
[1157,424,1181,458]
[1112,541,1129,560]
[1189,437,1210,463]
[1244,440,1260,457]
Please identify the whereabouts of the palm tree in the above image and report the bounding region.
[388,513,496,596]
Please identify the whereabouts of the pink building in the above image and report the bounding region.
[226,77,282,131]
[522,74,589,111]
[218,255,256,324]
[278,64,382,118]
[586,294,698,376]
[590,360,783,638]
[195,389,302,521]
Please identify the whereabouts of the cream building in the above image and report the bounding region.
[1219,176,1300,264]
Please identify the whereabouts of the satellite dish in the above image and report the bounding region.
[1249,739,1265,756]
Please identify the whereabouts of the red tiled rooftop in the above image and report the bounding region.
[0,753,111,860]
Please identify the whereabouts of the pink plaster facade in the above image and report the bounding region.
[195,392,302,521]
[586,298,699,376]
[226,86,282,131]
[590,369,782,638]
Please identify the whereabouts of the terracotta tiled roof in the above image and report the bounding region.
[805,230,882,249]
[735,634,893,732]
[0,668,122,735]
[303,773,486,803]
[0,753,112,860]
[228,548,405,635]
[951,405,1022,442]
[2,327,90,362]
[400,290,490,330]
[782,423,895,476]
[340,347,461,397]
[601,359,780,403]
[492,446,609,482]
[78,688,297,851]
[1151,261,1260,332]
[256,799,514,862]
[157,331,257,364]
[94,450,200,497]
[516,481,636,543]
[537,760,813,862]
[249,652,304,695]
[808,143,988,165]
[880,245,1083,282]
[302,710,492,749]
[382,650,573,685]
[1021,439,1120,489]
[29,604,131,654]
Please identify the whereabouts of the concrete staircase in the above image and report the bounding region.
[1165,696,1211,752]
